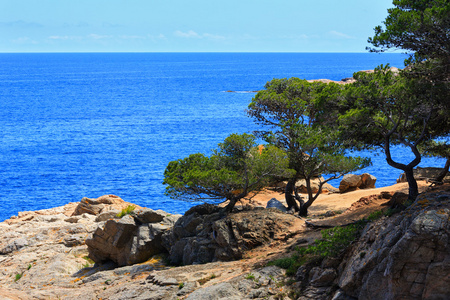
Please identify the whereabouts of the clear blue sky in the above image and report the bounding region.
[0,0,394,52]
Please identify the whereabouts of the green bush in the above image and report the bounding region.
[116,205,136,218]
[268,223,363,276]
[301,224,362,258]
[367,210,384,221]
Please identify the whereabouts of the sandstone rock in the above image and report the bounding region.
[339,174,362,193]
[72,195,137,216]
[339,174,376,193]
[273,177,338,194]
[296,177,338,193]
[360,173,376,189]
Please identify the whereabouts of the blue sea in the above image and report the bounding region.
[0,53,445,222]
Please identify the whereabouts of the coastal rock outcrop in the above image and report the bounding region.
[339,173,376,193]
[292,185,450,300]
[338,190,450,299]
[162,204,302,265]
[86,208,181,266]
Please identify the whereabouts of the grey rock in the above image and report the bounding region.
[63,235,85,247]
[309,267,337,287]
[95,210,119,222]
[331,289,357,300]
[147,273,178,286]
[86,210,177,266]
[185,282,242,300]
[131,208,167,224]
[398,166,450,183]
[163,205,298,265]
[0,238,28,254]
[338,196,450,300]
[266,198,287,212]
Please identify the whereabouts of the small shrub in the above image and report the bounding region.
[82,256,95,264]
[245,273,255,280]
[14,273,23,282]
[198,274,218,285]
[116,205,136,218]
[384,207,400,217]
[178,282,184,289]
[27,264,32,270]
[268,223,364,276]
[80,262,91,269]
[301,224,362,258]
[367,210,384,221]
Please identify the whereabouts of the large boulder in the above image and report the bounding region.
[162,204,301,265]
[266,198,287,212]
[339,173,377,193]
[86,208,181,266]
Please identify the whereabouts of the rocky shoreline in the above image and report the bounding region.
[1,182,449,300]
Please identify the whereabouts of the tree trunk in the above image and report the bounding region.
[285,180,300,211]
[384,136,421,202]
[404,166,419,202]
[435,157,450,182]
[225,197,239,212]
[299,177,314,217]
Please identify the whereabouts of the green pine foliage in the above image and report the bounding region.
[163,133,293,211]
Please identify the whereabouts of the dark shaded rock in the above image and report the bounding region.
[266,198,287,212]
[397,166,450,183]
[86,212,180,266]
[162,205,299,265]
[309,267,337,287]
[131,208,167,224]
[384,191,409,209]
[331,289,357,300]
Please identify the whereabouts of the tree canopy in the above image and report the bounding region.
[338,66,446,200]
[248,78,369,216]
[163,133,292,211]
[368,0,450,83]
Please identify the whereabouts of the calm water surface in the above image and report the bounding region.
[0,53,444,221]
